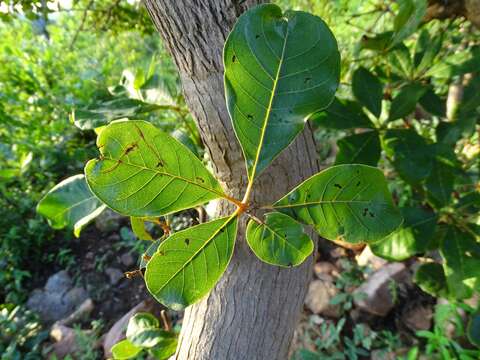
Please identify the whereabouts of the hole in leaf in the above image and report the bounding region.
[356,181,361,187]
[184,238,190,246]
[247,114,253,120]
[362,208,369,217]
[232,55,236,63]
[288,262,293,267]
[156,161,164,168]
[255,34,260,39]
[369,212,375,218]
[196,177,205,183]
[334,183,342,189]
[304,77,312,84]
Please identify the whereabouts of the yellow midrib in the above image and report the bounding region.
[246,21,291,189]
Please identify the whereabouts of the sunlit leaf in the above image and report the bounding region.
[246,212,313,267]
[111,339,142,360]
[149,336,178,360]
[371,207,437,261]
[273,164,402,244]
[145,215,238,310]
[224,4,340,180]
[352,67,383,118]
[131,217,154,241]
[85,120,225,217]
[37,174,106,237]
[440,226,480,300]
[391,0,427,47]
[334,131,381,166]
[126,313,175,349]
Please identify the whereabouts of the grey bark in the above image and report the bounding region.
[143,1,321,359]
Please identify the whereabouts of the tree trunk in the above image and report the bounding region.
[144,1,321,359]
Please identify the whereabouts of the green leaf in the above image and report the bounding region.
[273,164,402,244]
[382,129,433,184]
[425,161,455,208]
[85,120,225,217]
[224,4,340,180]
[468,313,480,348]
[311,98,373,129]
[73,94,163,131]
[388,44,413,78]
[414,30,443,76]
[388,83,428,122]
[419,88,446,117]
[334,131,381,166]
[130,217,154,241]
[414,262,448,298]
[149,336,178,360]
[145,215,238,310]
[126,313,175,349]
[352,67,383,118]
[371,207,437,261]
[456,192,480,215]
[246,212,313,267]
[140,238,163,269]
[440,226,480,300]
[391,0,427,47]
[111,339,142,360]
[37,174,106,237]
[360,32,393,52]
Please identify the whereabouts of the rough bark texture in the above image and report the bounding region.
[144,1,321,359]
[425,0,480,28]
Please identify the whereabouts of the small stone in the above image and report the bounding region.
[402,305,433,331]
[314,262,338,282]
[120,253,135,268]
[354,263,409,316]
[45,270,72,295]
[105,267,124,285]
[305,280,340,318]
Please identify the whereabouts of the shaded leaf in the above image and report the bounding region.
[273,164,402,244]
[371,207,437,261]
[149,336,178,360]
[419,88,446,117]
[388,44,413,78]
[37,174,106,237]
[414,262,448,298]
[456,192,480,215]
[311,98,373,129]
[468,313,480,348]
[85,120,225,217]
[352,67,383,117]
[335,131,381,166]
[111,339,142,360]
[145,215,238,310]
[388,83,428,122]
[246,212,313,267]
[425,161,455,208]
[440,226,480,300]
[414,29,443,76]
[224,4,340,180]
[382,129,433,184]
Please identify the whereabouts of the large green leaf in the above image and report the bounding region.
[334,131,381,166]
[388,83,428,122]
[414,262,448,298]
[246,212,313,267]
[85,120,225,217]
[111,339,142,360]
[370,207,437,261]
[37,174,106,237]
[145,215,238,310]
[382,129,433,184]
[224,4,340,180]
[352,67,383,118]
[391,0,427,47]
[273,164,402,244]
[150,337,178,360]
[311,98,373,129]
[440,226,480,300]
[388,44,413,78]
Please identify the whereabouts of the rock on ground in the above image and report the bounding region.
[354,263,409,316]
[27,271,89,323]
[304,279,340,318]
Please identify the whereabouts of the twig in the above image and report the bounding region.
[69,0,94,50]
